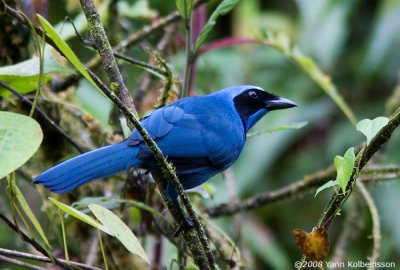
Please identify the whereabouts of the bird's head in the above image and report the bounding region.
[215,85,297,131]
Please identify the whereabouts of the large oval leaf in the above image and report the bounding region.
[89,204,150,265]
[48,197,111,235]
[0,112,43,179]
[0,56,73,97]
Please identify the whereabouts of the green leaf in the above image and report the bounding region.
[10,180,51,248]
[176,0,194,19]
[0,112,43,179]
[194,0,240,52]
[72,196,166,221]
[334,147,356,193]
[48,197,111,235]
[89,204,150,264]
[36,14,101,93]
[0,55,72,97]
[356,117,389,145]
[315,148,356,196]
[314,180,339,197]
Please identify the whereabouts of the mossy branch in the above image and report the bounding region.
[78,1,216,267]
[317,108,400,229]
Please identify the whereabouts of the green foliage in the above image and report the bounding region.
[335,147,356,193]
[356,117,390,145]
[315,147,356,196]
[176,0,194,19]
[49,197,111,234]
[88,204,150,264]
[262,32,357,125]
[7,175,51,249]
[315,180,340,197]
[49,197,150,264]
[0,56,71,97]
[0,112,43,179]
[72,196,167,221]
[37,15,101,93]
[194,0,240,53]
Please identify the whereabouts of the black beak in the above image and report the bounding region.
[266,97,297,111]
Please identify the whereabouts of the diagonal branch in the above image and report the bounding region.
[206,164,400,217]
[207,166,336,217]
[0,212,101,270]
[86,68,214,269]
[317,108,400,229]
[0,254,46,270]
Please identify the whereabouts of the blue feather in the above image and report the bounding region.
[34,85,296,200]
[34,142,141,193]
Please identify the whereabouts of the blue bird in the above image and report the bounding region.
[34,85,295,231]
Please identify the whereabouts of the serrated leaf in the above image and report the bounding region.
[10,180,51,248]
[314,180,339,197]
[37,14,101,93]
[0,112,43,179]
[89,204,150,264]
[194,0,240,52]
[176,0,194,19]
[356,117,389,145]
[48,197,111,235]
[0,56,73,97]
[334,147,355,193]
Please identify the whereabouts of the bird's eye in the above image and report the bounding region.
[248,90,258,98]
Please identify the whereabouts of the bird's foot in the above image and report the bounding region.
[173,218,193,237]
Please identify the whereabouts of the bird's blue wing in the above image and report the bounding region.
[127,104,211,169]
[127,98,243,181]
[127,106,185,145]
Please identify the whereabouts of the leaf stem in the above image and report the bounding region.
[98,229,109,270]
[181,0,194,98]
[58,209,70,265]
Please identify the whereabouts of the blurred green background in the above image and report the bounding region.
[1,0,400,269]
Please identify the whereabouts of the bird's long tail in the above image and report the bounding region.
[34,142,141,193]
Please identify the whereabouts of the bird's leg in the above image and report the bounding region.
[172,200,193,237]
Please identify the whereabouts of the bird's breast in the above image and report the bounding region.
[198,105,246,169]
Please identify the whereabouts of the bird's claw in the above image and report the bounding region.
[173,218,193,237]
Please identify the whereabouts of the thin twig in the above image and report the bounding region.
[357,182,381,270]
[0,80,84,153]
[79,0,136,123]
[181,0,194,98]
[331,194,364,263]
[317,108,400,230]
[85,51,214,269]
[206,166,336,217]
[0,213,102,270]
[207,163,400,217]
[113,50,168,77]
[0,254,46,270]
